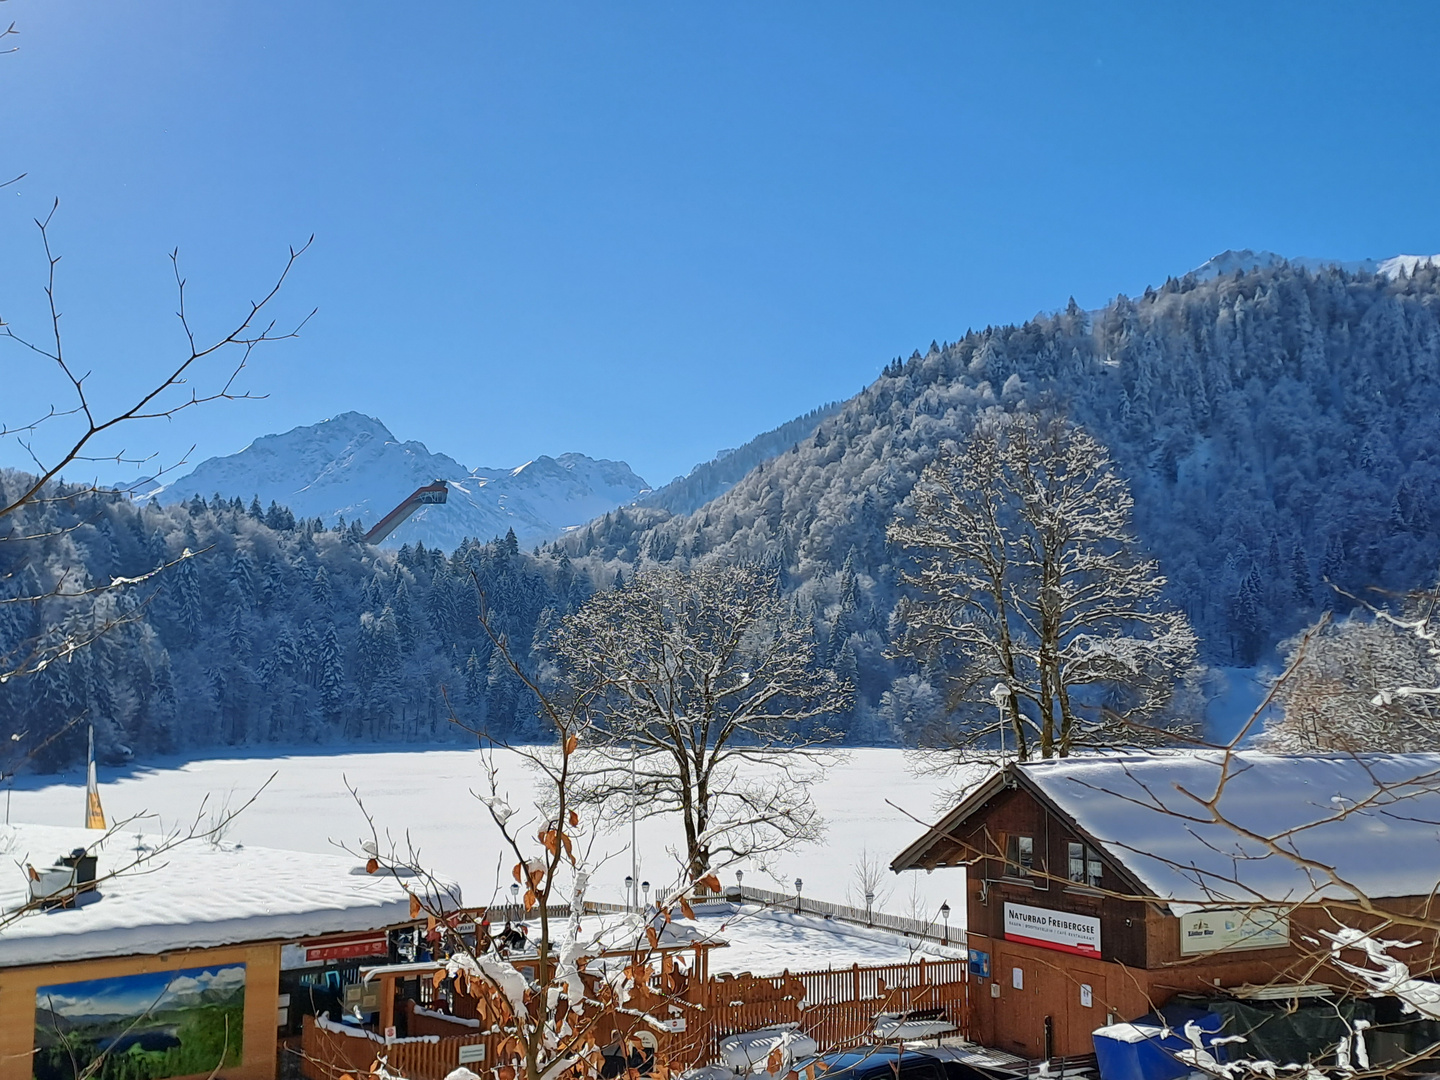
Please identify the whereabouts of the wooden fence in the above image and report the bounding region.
[298,957,967,1078]
[299,1013,493,1080]
[704,957,969,1053]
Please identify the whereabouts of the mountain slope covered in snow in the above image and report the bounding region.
[149,412,650,549]
[562,261,1440,738]
[637,403,844,516]
[1190,248,1440,282]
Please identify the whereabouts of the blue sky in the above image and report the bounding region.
[3,2,1438,488]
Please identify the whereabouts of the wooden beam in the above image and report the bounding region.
[379,973,395,1034]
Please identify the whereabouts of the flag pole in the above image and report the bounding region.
[85,725,106,830]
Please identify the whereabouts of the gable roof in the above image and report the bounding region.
[0,822,428,967]
[891,751,1440,909]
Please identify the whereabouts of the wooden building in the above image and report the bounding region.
[890,752,1440,1061]
[0,821,424,1080]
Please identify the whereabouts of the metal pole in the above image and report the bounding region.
[630,738,638,913]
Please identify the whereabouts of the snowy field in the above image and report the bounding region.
[6,747,969,926]
[693,906,964,975]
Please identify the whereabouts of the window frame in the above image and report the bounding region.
[1066,840,1103,889]
[1003,833,1035,879]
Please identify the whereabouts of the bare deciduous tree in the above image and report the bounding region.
[890,411,1198,760]
[541,563,851,880]
[347,605,721,1080]
[0,202,311,700]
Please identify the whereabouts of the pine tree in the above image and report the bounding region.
[318,625,345,719]
[175,554,203,643]
[312,565,333,612]
[1291,545,1312,603]
[465,648,485,707]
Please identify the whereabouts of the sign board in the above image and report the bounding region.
[968,948,991,978]
[459,1045,487,1064]
[660,1018,687,1033]
[1080,983,1093,1008]
[342,982,382,1013]
[1003,901,1102,958]
[306,934,390,963]
[282,933,390,968]
[1179,908,1290,955]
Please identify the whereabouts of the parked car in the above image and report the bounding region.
[794,1046,1018,1080]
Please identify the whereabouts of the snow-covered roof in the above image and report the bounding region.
[895,752,1440,908]
[0,822,424,967]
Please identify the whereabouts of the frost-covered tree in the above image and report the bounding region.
[545,563,851,878]
[1264,597,1440,753]
[890,412,1197,759]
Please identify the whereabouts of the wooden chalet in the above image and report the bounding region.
[890,751,1440,1060]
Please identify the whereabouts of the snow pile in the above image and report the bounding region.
[147,411,650,548]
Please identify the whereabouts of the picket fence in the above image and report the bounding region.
[706,957,969,1050]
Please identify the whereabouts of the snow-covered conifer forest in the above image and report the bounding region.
[7,259,1440,766]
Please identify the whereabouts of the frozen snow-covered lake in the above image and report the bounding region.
[6,747,969,925]
[696,906,964,975]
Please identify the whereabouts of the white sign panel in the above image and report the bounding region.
[459,1045,487,1064]
[1003,902,1102,958]
[1179,908,1290,955]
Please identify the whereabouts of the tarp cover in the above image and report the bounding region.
[1208,999,1376,1068]
[1093,1007,1224,1080]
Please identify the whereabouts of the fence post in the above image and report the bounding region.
[852,963,861,1004]
[919,957,927,986]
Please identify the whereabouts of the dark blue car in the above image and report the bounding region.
[796,1047,1016,1080]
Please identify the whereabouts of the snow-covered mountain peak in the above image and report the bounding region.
[147,414,649,550]
[1190,248,1440,282]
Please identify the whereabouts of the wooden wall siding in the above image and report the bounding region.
[0,943,280,1080]
[956,786,1151,969]
[965,934,1153,1059]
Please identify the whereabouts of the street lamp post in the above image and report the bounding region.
[735,869,744,902]
[510,881,520,919]
[625,875,634,914]
[642,881,650,910]
[989,683,1012,758]
[794,877,804,914]
[940,901,951,946]
[865,890,875,927]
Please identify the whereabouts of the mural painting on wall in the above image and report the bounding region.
[32,963,246,1080]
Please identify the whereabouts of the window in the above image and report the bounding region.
[1068,842,1102,888]
[1004,834,1034,878]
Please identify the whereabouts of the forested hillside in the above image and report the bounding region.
[637,403,844,515]
[10,262,1440,764]
[0,473,610,768]
[562,263,1440,739]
